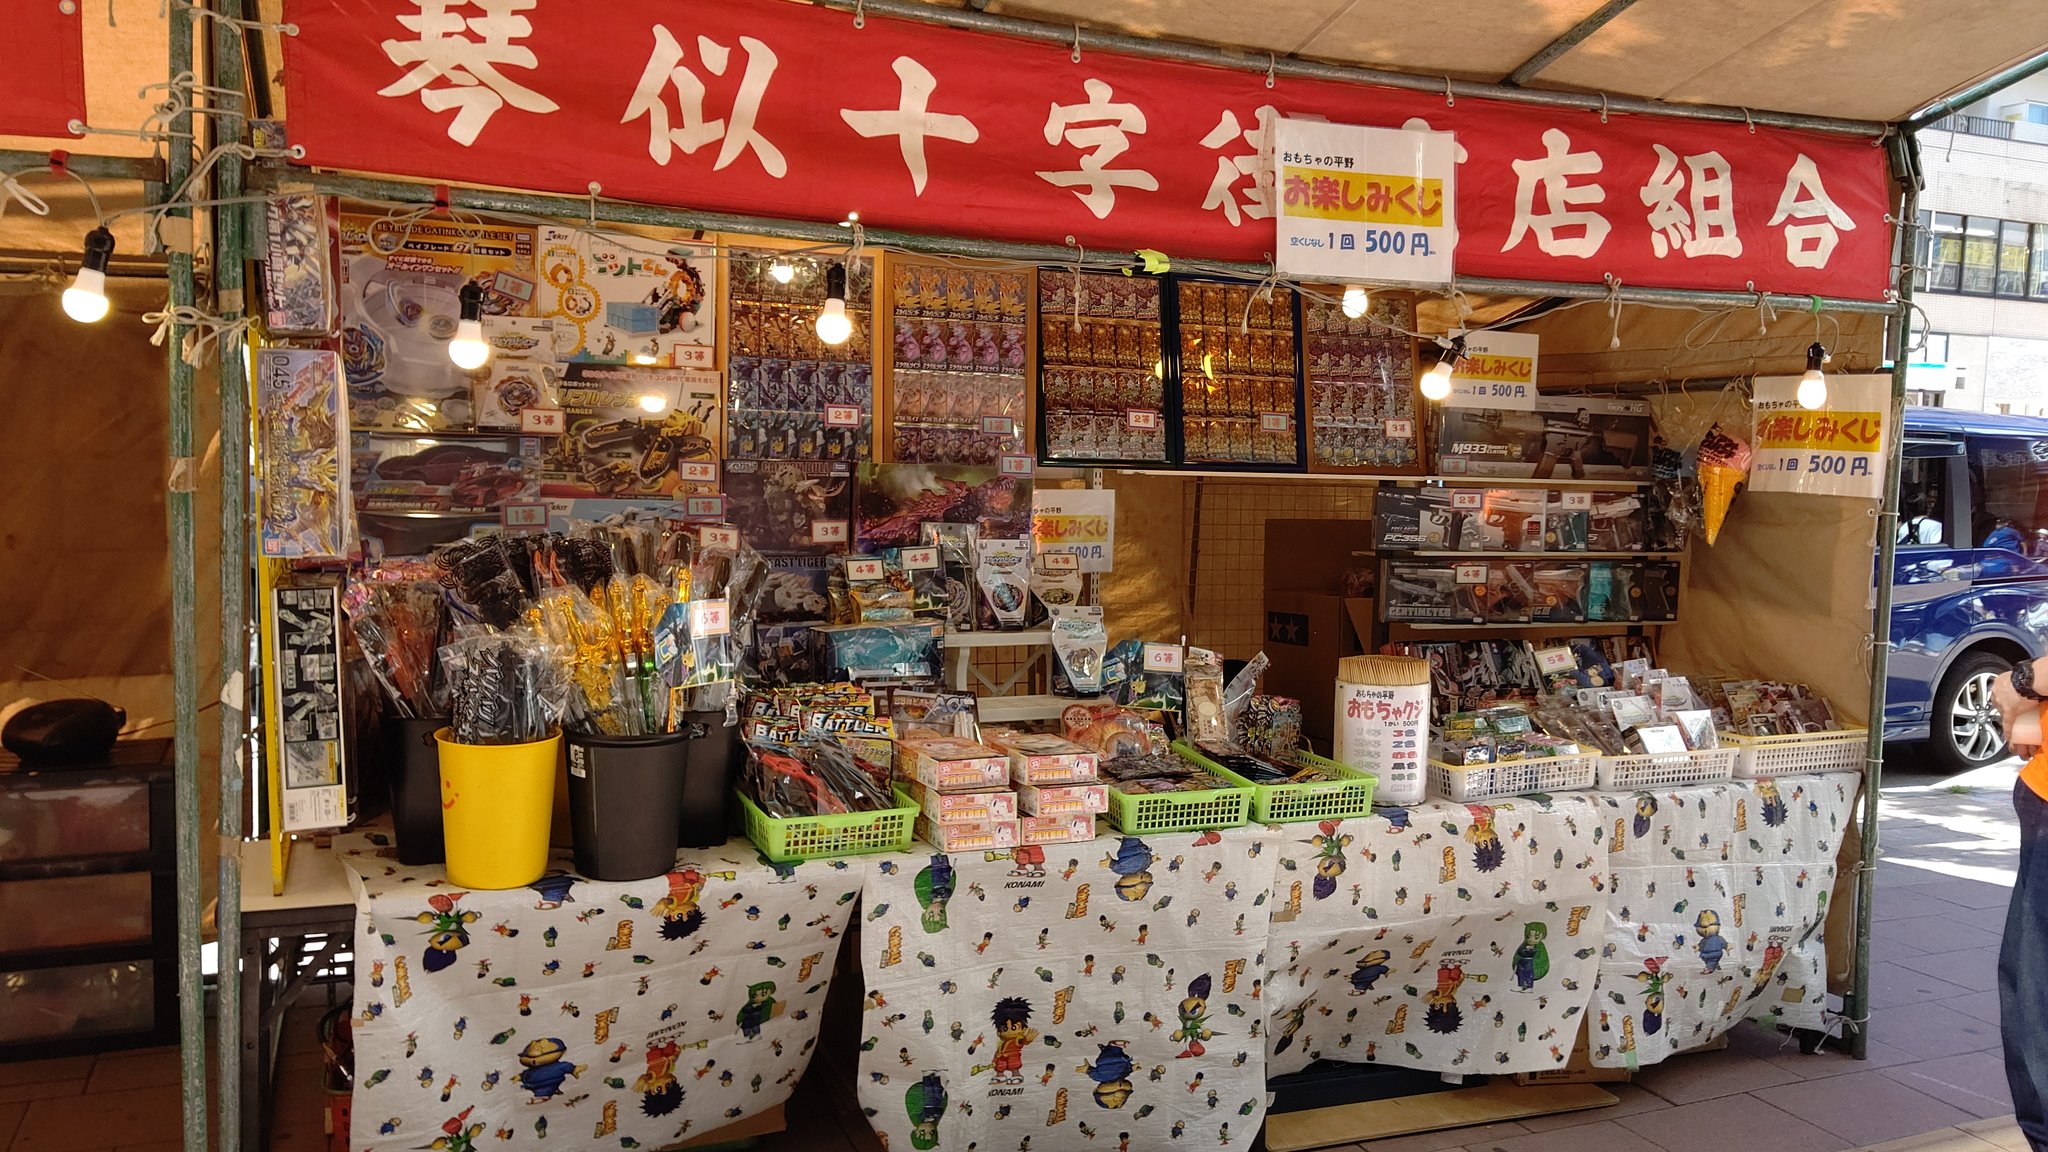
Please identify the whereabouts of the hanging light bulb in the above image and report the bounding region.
[768,257,795,285]
[1419,335,1463,402]
[815,262,853,346]
[1341,284,1369,320]
[447,281,490,370]
[62,226,115,323]
[1796,341,1828,410]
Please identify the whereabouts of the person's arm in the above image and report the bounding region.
[1994,661,2043,758]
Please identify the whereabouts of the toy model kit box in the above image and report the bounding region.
[1017,781,1110,817]
[815,620,944,682]
[538,363,720,503]
[724,459,855,555]
[534,225,715,366]
[853,461,1034,552]
[897,731,1011,792]
[255,348,351,560]
[908,781,1019,824]
[1020,812,1097,845]
[351,433,542,514]
[1382,561,1484,623]
[917,814,1019,852]
[742,622,826,687]
[980,728,1099,784]
[1436,395,1652,480]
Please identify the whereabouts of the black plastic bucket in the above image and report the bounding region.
[384,715,447,866]
[566,730,691,881]
[681,711,740,849]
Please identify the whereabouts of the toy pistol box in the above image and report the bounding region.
[1018,781,1110,817]
[1437,395,1652,480]
[1382,561,1485,623]
[908,780,1019,824]
[1020,812,1097,845]
[897,731,1011,792]
[917,814,1019,852]
[980,728,1100,784]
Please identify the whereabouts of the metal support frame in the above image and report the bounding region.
[1504,0,1644,87]
[212,1,251,1148]
[0,147,167,183]
[163,7,207,1152]
[1905,47,2048,130]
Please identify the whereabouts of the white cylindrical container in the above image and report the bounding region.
[1334,655,1432,806]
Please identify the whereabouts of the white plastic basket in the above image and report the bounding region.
[1722,728,1868,778]
[1428,752,1599,801]
[1595,747,1738,790]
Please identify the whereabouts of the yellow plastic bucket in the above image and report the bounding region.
[436,728,560,889]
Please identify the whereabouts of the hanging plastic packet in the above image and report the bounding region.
[1030,554,1084,616]
[439,631,569,745]
[882,545,949,618]
[1220,650,1270,741]
[1048,605,1108,697]
[920,522,980,632]
[974,537,1033,630]
[1184,646,1226,742]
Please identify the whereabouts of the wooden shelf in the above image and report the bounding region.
[945,628,1052,649]
[976,694,1108,723]
[1402,551,1687,561]
[1115,469,1647,490]
[1390,620,1668,633]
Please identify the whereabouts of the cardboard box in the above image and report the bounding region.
[1020,813,1097,845]
[908,781,1019,824]
[982,728,1100,784]
[897,732,1011,792]
[1514,1022,1632,1086]
[916,815,1019,852]
[1018,782,1110,816]
[1264,591,1375,748]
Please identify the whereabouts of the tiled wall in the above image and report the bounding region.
[1183,481,1374,658]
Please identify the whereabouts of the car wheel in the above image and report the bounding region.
[1930,651,2014,773]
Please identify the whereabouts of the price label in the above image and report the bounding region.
[1535,646,1577,674]
[1143,642,1183,673]
[1040,551,1081,572]
[679,460,719,484]
[672,345,713,369]
[1384,418,1414,439]
[689,598,731,637]
[811,520,849,545]
[1454,562,1489,585]
[824,404,862,428]
[519,407,566,434]
[685,495,726,519]
[1451,491,1483,510]
[900,546,940,571]
[1259,412,1292,433]
[1560,491,1593,511]
[1001,455,1036,476]
[846,558,885,582]
[698,526,739,551]
[1125,409,1159,430]
[981,416,1016,437]
[501,502,549,530]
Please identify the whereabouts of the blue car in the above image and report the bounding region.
[1887,406,2048,771]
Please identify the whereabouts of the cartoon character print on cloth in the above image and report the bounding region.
[1264,796,1610,1075]
[859,826,1281,1150]
[1588,773,1858,1068]
[339,833,862,1152]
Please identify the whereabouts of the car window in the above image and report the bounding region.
[1897,454,1949,546]
[1968,435,2048,557]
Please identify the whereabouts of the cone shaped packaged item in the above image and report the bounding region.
[1695,423,1753,546]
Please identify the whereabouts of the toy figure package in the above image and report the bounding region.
[351,433,542,515]
[534,225,715,366]
[1436,395,1653,480]
[538,364,719,506]
[256,348,351,559]
[743,622,826,687]
[854,462,1033,553]
[472,316,563,431]
[338,211,537,431]
[815,620,944,682]
[755,555,833,624]
[724,460,854,555]
[260,194,336,337]
[921,522,980,631]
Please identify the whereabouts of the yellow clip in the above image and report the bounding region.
[1130,249,1171,275]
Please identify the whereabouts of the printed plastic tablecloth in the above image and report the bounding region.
[338,833,863,1152]
[1588,773,1859,1067]
[858,826,1281,1150]
[1263,796,1612,1075]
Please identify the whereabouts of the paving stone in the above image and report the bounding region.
[1752,1068,1977,1147]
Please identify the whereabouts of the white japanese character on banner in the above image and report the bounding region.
[1037,78,1158,219]
[1767,153,1856,269]
[1639,145,1741,259]
[839,56,979,196]
[623,25,786,178]
[378,0,558,146]
[1199,106,1277,226]
[1503,128,1610,258]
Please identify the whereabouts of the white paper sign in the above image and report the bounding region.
[1031,488,1116,573]
[1274,119,1458,286]
[1747,374,1890,499]
[1332,681,1428,805]
[1443,330,1541,410]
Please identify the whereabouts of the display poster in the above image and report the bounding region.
[1443,330,1540,411]
[536,225,717,366]
[342,835,861,1152]
[1747,374,1891,499]
[270,584,348,831]
[853,462,1034,553]
[281,0,1892,298]
[860,827,1280,1151]
[1264,796,1609,1075]
[3,2,83,137]
[1588,775,1858,1066]
[1032,488,1117,573]
[256,348,352,560]
[1273,120,1457,286]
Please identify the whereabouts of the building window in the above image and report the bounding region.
[1927,213,1964,291]
[2000,220,2032,295]
[2031,226,2048,298]
[1921,331,1949,363]
[1963,216,2000,294]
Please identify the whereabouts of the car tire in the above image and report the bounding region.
[1930,650,2015,773]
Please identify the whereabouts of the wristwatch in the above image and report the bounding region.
[2015,659,2044,702]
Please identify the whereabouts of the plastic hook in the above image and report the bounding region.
[1599,93,1609,124]
[1266,54,1276,90]
[1072,25,1082,63]
[1444,77,1455,108]
[854,0,865,29]
[1742,107,1756,134]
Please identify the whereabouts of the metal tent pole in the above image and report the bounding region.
[210,2,251,1147]
[1904,48,2048,130]
[163,7,208,1152]
[1503,0,1645,87]
[0,149,166,182]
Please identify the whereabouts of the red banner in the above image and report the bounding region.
[281,0,1893,299]
[3,5,85,137]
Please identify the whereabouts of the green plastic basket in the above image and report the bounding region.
[1103,760,1251,835]
[1172,741,1377,825]
[737,786,919,863]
